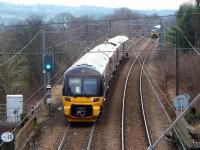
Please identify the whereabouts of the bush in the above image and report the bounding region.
[185,110,200,124]
[20,113,29,128]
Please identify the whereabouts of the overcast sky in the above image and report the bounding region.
[0,0,194,10]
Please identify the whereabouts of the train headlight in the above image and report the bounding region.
[65,97,72,102]
[92,98,100,102]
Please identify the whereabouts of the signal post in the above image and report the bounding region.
[43,54,54,118]
[41,29,54,108]
[43,54,54,94]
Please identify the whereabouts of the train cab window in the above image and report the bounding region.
[65,77,99,96]
[151,28,158,32]
[69,78,82,94]
[83,78,97,95]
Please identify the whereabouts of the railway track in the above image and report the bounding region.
[57,122,95,150]
[35,37,140,150]
[35,111,69,150]
[85,37,152,150]
[122,37,153,149]
[87,37,147,150]
[139,45,153,147]
[131,38,174,149]
[133,37,185,149]
[137,43,186,149]
[36,37,178,150]
[55,38,144,150]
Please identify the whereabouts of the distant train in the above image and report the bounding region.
[150,25,161,38]
[62,36,129,122]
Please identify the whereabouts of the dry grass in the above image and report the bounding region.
[152,49,200,138]
[50,84,62,105]
[153,50,200,101]
[179,52,200,97]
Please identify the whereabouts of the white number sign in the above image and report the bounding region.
[1,132,14,143]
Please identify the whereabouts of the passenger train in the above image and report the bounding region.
[62,35,129,122]
[150,24,161,38]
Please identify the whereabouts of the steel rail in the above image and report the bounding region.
[138,50,186,149]
[121,37,150,150]
[139,48,153,147]
[57,123,71,150]
[135,41,186,149]
[86,123,96,150]
[57,123,96,150]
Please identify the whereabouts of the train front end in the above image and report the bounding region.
[150,25,161,38]
[150,28,159,38]
[62,66,103,122]
[151,32,159,38]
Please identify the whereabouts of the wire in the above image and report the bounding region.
[45,24,87,34]
[24,86,43,104]
[0,45,87,145]
[46,34,84,49]
[2,47,199,55]
[1,13,200,28]
[134,42,186,149]
[0,36,87,100]
[0,30,41,68]
[55,35,83,47]
[46,31,110,34]
[1,37,87,110]
[50,43,87,81]
[176,27,200,55]
[24,43,87,104]
[23,35,106,105]
[0,108,34,148]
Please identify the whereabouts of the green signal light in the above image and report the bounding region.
[46,64,51,70]
[44,55,53,72]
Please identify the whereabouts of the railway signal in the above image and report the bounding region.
[46,84,51,90]
[43,55,54,72]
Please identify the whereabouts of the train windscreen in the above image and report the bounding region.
[83,78,97,95]
[63,77,98,96]
[151,28,158,32]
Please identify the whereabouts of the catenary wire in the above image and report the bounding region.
[0,30,41,68]
[1,13,200,28]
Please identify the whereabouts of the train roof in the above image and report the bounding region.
[152,24,161,29]
[65,35,129,75]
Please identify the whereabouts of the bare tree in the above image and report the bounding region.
[196,0,200,9]
[0,32,29,103]
[54,13,75,31]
